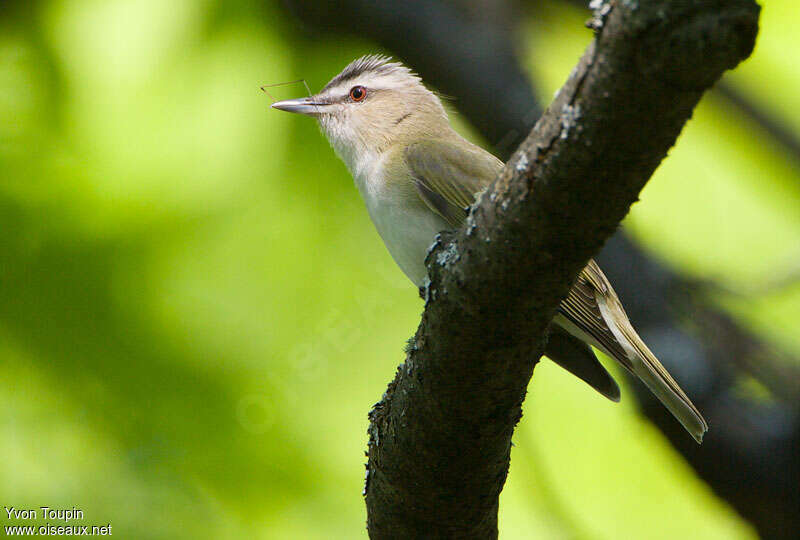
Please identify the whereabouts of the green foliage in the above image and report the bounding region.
[1,0,795,538]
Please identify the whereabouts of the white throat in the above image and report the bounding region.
[319,119,384,198]
[320,122,447,287]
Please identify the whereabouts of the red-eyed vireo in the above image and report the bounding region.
[271,55,708,443]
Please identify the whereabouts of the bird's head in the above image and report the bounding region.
[271,55,450,167]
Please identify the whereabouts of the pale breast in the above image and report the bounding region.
[353,153,448,287]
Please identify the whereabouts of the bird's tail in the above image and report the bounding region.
[595,295,708,443]
[556,260,708,443]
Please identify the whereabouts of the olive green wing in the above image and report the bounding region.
[405,138,627,403]
[557,262,634,372]
[404,138,503,228]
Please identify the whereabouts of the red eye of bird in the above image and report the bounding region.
[349,85,366,101]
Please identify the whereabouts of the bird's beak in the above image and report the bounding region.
[270,97,326,116]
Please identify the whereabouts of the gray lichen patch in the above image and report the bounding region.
[426,232,443,259]
[362,465,371,496]
[421,276,436,304]
[588,0,613,30]
[560,103,582,139]
[466,222,477,237]
[435,241,460,267]
[515,153,529,173]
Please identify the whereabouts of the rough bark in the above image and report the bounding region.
[357,2,761,537]
[281,0,800,535]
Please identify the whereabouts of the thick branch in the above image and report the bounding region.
[363,1,759,537]
[282,1,796,535]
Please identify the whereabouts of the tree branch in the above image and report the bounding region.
[559,0,800,171]
[362,1,759,537]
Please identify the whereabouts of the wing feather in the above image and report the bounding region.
[559,262,633,372]
[404,138,502,225]
[402,138,707,440]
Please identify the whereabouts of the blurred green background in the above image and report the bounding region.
[1,0,797,538]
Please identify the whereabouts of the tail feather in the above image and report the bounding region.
[556,260,708,444]
[546,326,621,402]
[596,295,708,443]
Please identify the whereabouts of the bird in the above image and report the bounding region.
[270,55,708,443]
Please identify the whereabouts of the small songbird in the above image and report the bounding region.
[271,55,708,443]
